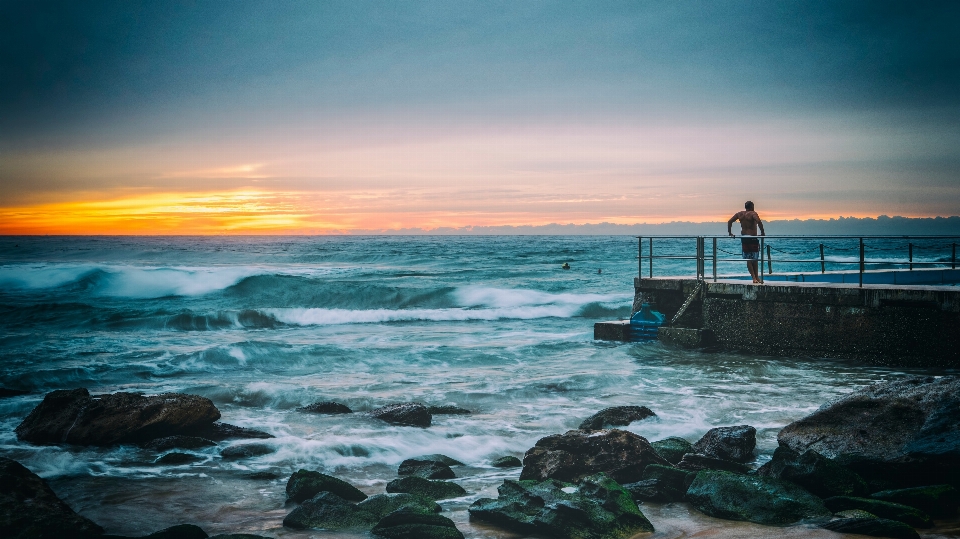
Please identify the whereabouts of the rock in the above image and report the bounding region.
[820,517,920,539]
[155,452,202,465]
[220,443,275,460]
[676,453,749,474]
[836,509,877,518]
[297,401,352,414]
[208,535,273,539]
[283,492,372,530]
[622,464,692,502]
[0,387,29,398]
[286,469,368,503]
[385,477,466,500]
[578,406,656,430]
[823,496,933,528]
[692,425,756,463]
[426,405,471,415]
[143,436,216,451]
[369,403,431,427]
[468,473,654,538]
[870,484,960,518]
[519,429,670,484]
[415,454,464,466]
[15,388,221,446]
[756,446,868,498]
[184,422,273,441]
[650,437,693,465]
[685,470,831,526]
[777,376,960,489]
[141,524,209,539]
[398,459,455,479]
[372,508,464,539]
[356,493,441,518]
[0,456,104,539]
[491,456,522,468]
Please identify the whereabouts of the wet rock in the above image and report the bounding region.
[676,453,749,474]
[823,496,933,528]
[398,459,455,479]
[286,469,368,503]
[836,509,877,518]
[357,493,441,518]
[519,429,670,484]
[141,524,209,539]
[144,436,216,452]
[468,473,654,538]
[297,401,352,414]
[777,376,960,489]
[0,387,29,398]
[283,492,371,530]
[184,422,273,441]
[870,484,960,518]
[622,464,692,502]
[426,405,471,415]
[685,470,831,526]
[578,406,656,430]
[415,454,464,466]
[372,508,464,539]
[756,446,868,498]
[491,456,522,468]
[386,476,466,500]
[819,517,920,539]
[155,452,202,465]
[208,535,273,539]
[220,443,275,460]
[0,456,104,539]
[650,437,693,465]
[15,388,221,446]
[692,425,756,463]
[369,403,431,427]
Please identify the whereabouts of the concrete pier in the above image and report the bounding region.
[595,276,960,367]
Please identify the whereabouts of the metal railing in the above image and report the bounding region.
[638,235,960,287]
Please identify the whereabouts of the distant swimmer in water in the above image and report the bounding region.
[597,268,602,274]
[727,200,766,284]
[562,262,570,270]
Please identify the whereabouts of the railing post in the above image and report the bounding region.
[909,242,913,271]
[766,244,772,274]
[712,237,717,282]
[819,243,825,273]
[638,236,642,281]
[649,237,653,278]
[859,237,864,287]
[759,236,764,284]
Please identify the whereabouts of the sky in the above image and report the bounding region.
[1,0,959,234]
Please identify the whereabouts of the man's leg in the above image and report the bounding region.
[747,260,759,283]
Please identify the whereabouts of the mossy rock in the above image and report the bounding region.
[285,469,368,503]
[357,493,441,519]
[491,456,522,468]
[372,508,464,539]
[386,476,466,500]
[685,470,831,526]
[824,496,932,528]
[651,437,693,465]
[398,459,455,479]
[871,484,960,518]
[756,446,868,498]
[820,517,920,539]
[282,492,375,530]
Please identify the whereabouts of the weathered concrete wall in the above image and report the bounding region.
[635,278,960,367]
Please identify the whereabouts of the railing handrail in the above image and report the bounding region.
[635,234,960,239]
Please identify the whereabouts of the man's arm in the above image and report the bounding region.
[757,216,765,236]
[727,213,739,236]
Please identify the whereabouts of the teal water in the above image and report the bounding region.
[0,236,942,538]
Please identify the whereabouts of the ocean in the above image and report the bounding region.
[0,235,948,538]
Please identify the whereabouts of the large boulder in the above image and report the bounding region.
[183,422,273,441]
[297,401,352,414]
[469,473,654,539]
[414,454,464,466]
[385,477,466,500]
[519,429,670,484]
[372,508,464,539]
[823,496,932,528]
[685,470,831,526]
[756,446,869,498]
[0,457,104,539]
[870,484,960,518]
[777,376,960,489]
[650,437,693,465]
[397,459,455,479]
[220,443,275,460]
[578,406,656,430]
[819,517,920,539]
[286,470,368,503]
[622,464,693,503]
[676,453,749,474]
[692,425,756,463]
[15,388,221,446]
[369,404,431,427]
[283,492,438,531]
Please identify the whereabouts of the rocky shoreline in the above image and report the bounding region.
[2,375,959,538]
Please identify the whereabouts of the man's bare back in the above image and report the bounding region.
[729,210,763,236]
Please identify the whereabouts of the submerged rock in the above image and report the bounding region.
[0,456,104,539]
[184,422,273,441]
[823,496,933,528]
[398,459,455,479]
[426,405,471,415]
[685,470,831,526]
[286,469,368,503]
[650,437,693,465]
[369,403,431,427]
[676,453,749,474]
[143,436,216,452]
[284,492,439,531]
[777,376,960,489]
[469,473,654,539]
[220,443,275,460]
[15,388,221,446]
[578,406,656,430]
[297,401,352,414]
[871,484,960,518]
[519,429,670,484]
[756,446,868,498]
[155,452,202,465]
[372,508,464,539]
[386,476,466,500]
[415,454,464,466]
[692,425,756,463]
[819,517,920,539]
[491,456,522,468]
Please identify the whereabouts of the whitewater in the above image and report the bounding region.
[0,235,938,538]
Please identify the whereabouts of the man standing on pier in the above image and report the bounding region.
[728,201,766,283]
